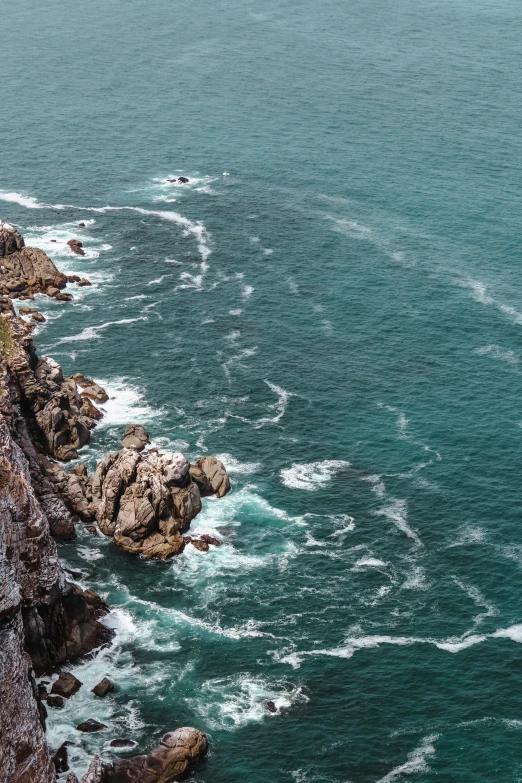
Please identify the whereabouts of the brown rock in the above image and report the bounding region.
[195,456,231,498]
[51,672,82,698]
[111,727,208,783]
[200,534,221,547]
[31,312,46,323]
[46,286,60,297]
[77,718,107,733]
[78,278,92,286]
[67,239,86,256]
[191,539,209,552]
[67,775,79,783]
[67,275,81,283]
[92,677,114,697]
[121,423,150,451]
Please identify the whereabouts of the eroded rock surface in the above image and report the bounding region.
[81,728,208,783]
[92,448,230,558]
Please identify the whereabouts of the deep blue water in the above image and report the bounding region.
[3,0,522,780]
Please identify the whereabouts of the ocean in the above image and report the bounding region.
[2,0,522,779]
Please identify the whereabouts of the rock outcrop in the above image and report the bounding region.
[0,223,70,299]
[81,728,208,783]
[92,448,230,558]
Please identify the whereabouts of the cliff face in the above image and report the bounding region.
[0,240,108,781]
[0,421,56,783]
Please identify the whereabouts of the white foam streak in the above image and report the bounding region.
[377,734,438,782]
[52,317,147,344]
[281,460,350,491]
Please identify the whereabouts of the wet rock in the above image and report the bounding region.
[178,176,190,183]
[67,239,85,256]
[67,774,79,783]
[266,700,277,713]
[53,741,70,773]
[38,682,48,701]
[110,739,136,748]
[47,694,65,709]
[46,286,60,297]
[121,423,150,451]
[56,291,73,302]
[77,718,107,733]
[31,311,46,322]
[112,727,208,783]
[78,277,92,286]
[191,538,209,552]
[200,534,221,547]
[78,222,86,228]
[51,672,82,698]
[92,677,114,697]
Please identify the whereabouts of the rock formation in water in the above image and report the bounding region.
[91,446,230,558]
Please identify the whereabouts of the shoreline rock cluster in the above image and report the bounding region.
[0,223,221,781]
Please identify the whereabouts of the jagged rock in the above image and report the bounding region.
[121,423,150,451]
[51,672,82,698]
[81,395,104,421]
[67,775,79,783]
[112,728,208,783]
[0,220,25,257]
[200,534,221,547]
[47,694,64,708]
[92,447,230,559]
[67,239,86,256]
[0,240,68,297]
[38,682,48,700]
[77,718,107,732]
[194,456,231,498]
[92,677,114,697]
[52,742,70,773]
[74,375,109,403]
[191,539,209,552]
[67,275,81,283]
[81,756,112,783]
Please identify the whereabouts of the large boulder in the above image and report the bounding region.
[112,728,208,783]
[195,456,231,498]
[92,448,229,559]
[121,423,150,451]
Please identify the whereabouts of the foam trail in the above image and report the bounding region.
[374,499,423,547]
[376,734,438,782]
[256,380,293,425]
[0,191,63,209]
[281,460,350,491]
[50,317,148,345]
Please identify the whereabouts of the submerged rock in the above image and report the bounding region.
[47,694,65,709]
[77,718,107,733]
[110,739,136,748]
[266,700,277,713]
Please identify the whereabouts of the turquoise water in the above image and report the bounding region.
[3,0,522,779]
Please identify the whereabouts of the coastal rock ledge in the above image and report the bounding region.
[78,727,208,782]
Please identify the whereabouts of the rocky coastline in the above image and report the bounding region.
[0,223,230,781]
